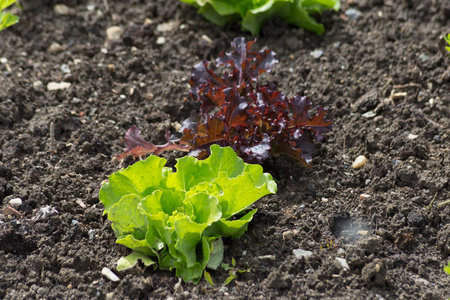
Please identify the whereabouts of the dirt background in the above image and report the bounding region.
[1,0,450,299]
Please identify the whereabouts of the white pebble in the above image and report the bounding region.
[334,257,350,270]
[293,249,313,259]
[60,64,71,74]
[33,80,44,91]
[352,155,368,169]
[407,133,418,140]
[0,57,8,64]
[9,198,22,206]
[310,49,324,59]
[47,82,71,91]
[48,42,63,54]
[102,267,120,282]
[156,36,166,45]
[106,26,123,41]
[54,4,70,15]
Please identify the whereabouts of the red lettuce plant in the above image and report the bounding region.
[118,37,331,166]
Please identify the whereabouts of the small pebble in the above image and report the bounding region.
[156,36,166,45]
[47,82,71,91]
[174,278,183,294]
[156,21,178,32]
[293,249,313,259]
[257,255,276,260]
[106,26,123,41]
[54,4,70,15]
[8,198,22,206]
[33,80,44,91]
[407,133,418,140]
[1,57,8,64]
[88,229,95,240]
[102,267,120,282]
[334,257,350,270]
[310,49,323,59]
[345,8,362,20]
[362,111,377,118]
[48,42,63,54]
[60,64,71,74]
[352,155,368,169]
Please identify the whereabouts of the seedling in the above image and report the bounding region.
[204,257,249,286]
[444,33,450,54]
[0,0,19,32]
[178,0,340,35]
[119,38,332,167]
[100,145,277,283]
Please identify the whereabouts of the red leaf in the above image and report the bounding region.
[116,126,189,160]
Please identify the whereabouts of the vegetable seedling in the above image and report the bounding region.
[100,145,277,283]
[178,0,340,35]
[0,0,19,32]
[444,33,450,54]
[119,37,332,167]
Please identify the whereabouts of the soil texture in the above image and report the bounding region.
[0,0,449,299]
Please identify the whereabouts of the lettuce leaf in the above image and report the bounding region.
[179,0,340,35]
[100,145,277,283]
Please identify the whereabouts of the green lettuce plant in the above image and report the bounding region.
[179,0,340,35]
[0,0,19,32]
[99,145,277,283]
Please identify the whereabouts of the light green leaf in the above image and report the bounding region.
[0,0,16,11]
[117,251,157,271]
[224,273,237,285]
[99,155,167,213]
[166,156,214,192]
[444,262,450,275]
[174,218,208,268]
[109,194,147,236]
[215,171,273,218]
[204,270,214,285]
[140,189,184,216]
[184,193,222,225]
[202,144,245,178]
[205,209,257,238]
[116,234,157,257]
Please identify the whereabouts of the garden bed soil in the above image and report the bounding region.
[1,0,449,299]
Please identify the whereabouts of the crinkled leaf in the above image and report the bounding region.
[116,234,157,257]
[174,218,208,268]
[205,209,257,238]
[215,172,275,218]
[116,125,189,161]
[108,194,147,236]
[166,156,215,192]
[184,193,222,225]
[178,0,339,35]
[99,155,167,213]
[140,190,183,216]
[117,251,157,271]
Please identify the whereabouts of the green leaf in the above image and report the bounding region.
[100,156,167,213]
[215,171,274,218]
[108,194,147,236]
[204,270,215,285]
[206,237,223,270]
[178,0,340,35]
[224,273,237,285]
[140,189,184,216]
[202,144,246,178]
[444,262,450,275]
[184,193,222,225]
[166,156,215,191]
[174,218,208,268]
[0,0,16,11]
[0,11,18,32]
[205,209,257,238]
[116,234,157,257]
[117,251,157,271]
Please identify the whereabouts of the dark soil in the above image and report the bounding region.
[1,0,449,299]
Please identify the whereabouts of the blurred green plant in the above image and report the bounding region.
[179,0,340,35]
[444,33,450,54]
[0,0,19,32]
